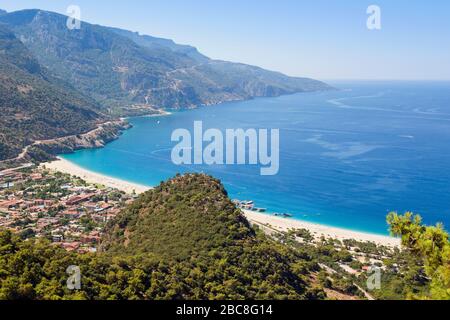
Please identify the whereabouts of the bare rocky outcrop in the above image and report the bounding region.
[0,119,131,170]
[30,120,132,157]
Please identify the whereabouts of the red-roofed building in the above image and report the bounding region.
[60,242,81,252]
[80,234,101,244]
[0,200,23,210]
[62,210,82,219]
[66,193,95,206]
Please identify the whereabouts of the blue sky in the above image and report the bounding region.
[1,0,449,80]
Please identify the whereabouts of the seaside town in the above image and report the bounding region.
[0,164,136,253]
[0,162,428,300]
[0,162,399,253]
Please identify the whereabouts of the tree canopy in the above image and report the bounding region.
[388,212,450,300]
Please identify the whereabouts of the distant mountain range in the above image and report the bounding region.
[0,8,331,163]
[0,9,331,115]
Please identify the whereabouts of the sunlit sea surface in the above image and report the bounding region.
[62,81,450,235]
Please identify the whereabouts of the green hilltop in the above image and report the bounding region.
[0,174,322,300]
[0,173,449,300]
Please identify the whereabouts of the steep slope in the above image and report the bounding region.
[0,9,332,115]
[102,174,254,259]
[0,25,103,162]
[108,26,209,64]
[0,174,322,300]
[100,174,320,299]
[168,60,331,106]
[0,9,189,114]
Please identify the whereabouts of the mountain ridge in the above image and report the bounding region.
[107,26,210,64]
[0,8,332,116]
[0,7,332,164]
[0,24,106,162]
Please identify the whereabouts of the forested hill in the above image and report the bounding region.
[0,174,322,300]
[100,173,320,299]
[101,174,255,259]
[0,25,103,162]
[0,9,332,115]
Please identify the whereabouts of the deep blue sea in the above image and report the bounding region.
[62,81,450,235]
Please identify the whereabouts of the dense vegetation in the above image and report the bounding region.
[102,174,322,299]
[102,174,255,259]
[387,212,450,300]
[1,173,449,300]
[0,6,447,302]
[0,174,323,300]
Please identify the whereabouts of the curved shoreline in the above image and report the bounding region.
[243,210,400,247]
[42,157,152,195]
[41,157,400,247]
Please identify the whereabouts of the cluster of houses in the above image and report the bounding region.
[0,167,132,253]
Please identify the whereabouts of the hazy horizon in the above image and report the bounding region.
[1,0,449,81]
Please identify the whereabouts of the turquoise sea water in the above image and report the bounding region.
[62,81,450,235]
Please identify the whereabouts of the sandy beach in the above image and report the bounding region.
[42,157,400,247]
[243,210,400,248]
[42,157,151,194]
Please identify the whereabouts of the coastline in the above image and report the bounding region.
[243,210,400,247]
[124,108,173,120]
[42,157,400,248]
[42,157,151,195]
